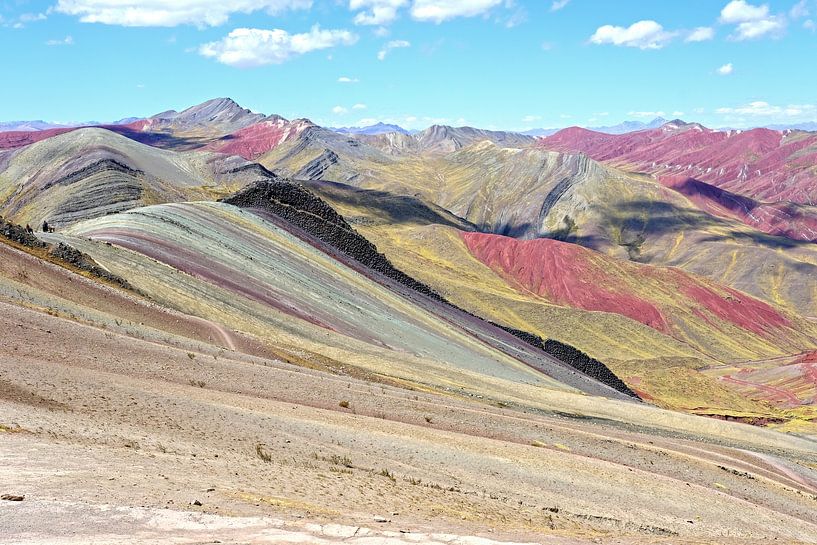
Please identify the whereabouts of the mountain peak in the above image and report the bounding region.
[661,119,708,132]
[146,98,267,134]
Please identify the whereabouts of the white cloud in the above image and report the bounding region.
[685,26,714,42]
[55,0,311,27]
[590,20,674,49]
[377,39,410,60]
[716,100,817,117]
[20,12,48,23]
[805,19,816,31]
[550,0,570,12]
[522,115,541,123]
[46,35,74,46]
[352,103,367,110]
[719,0,769,23]
[199,26,358,67]
[410,0,503,23]
[628,110,666,118]
[374,25,390,36]
[719,0,786,40]
[338,76,359,83]
[790,0,809,19]
[717,62,734,75]
[349,0,406,25]
[332,105,349,114]
[733,16,786,39]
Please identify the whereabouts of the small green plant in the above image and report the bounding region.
[256,443,272,463]
[378,468,396,482]
[405,476,422,485]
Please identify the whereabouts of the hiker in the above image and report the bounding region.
[25,224,33,234]
[42,220,49,233]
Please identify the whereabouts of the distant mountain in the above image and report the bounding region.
[520,118,668,138]
[331,122,409,135]
[0,117,143,132]
[410,125,535,153]
[0,120,70,132]
[764,122,817,132]
[538,120,817,239]
[591,117,668,134]
[142,97,267,136]
[520,128,560,137]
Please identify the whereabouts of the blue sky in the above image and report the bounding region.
[0,0,815,130]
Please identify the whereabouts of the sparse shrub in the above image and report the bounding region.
[187,352,196,360]
[338,400,350,408]
[378,469,396,482]
[329,454,353,468]
[424,415,433,423]
[189,379,206,388]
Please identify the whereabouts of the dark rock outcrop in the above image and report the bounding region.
[222,179,445,301]
[48,242,132,290]
[0,218,47,248]
[542,340,638,398]
[2,217,132,289]
[489,322,638,398]
[222,179,640,400]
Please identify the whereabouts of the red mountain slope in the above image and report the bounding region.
[538,123,817,242]
[539,123,817,206]
[204,118,312,160]
[460,231,798,344]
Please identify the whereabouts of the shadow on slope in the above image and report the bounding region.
[302,179,477,230]
[587,199,813,252]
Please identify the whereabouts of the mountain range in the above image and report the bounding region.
[3,97,817,544]
[9,109,815,137]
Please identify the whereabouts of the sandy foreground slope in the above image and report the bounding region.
[2,273,817,543]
